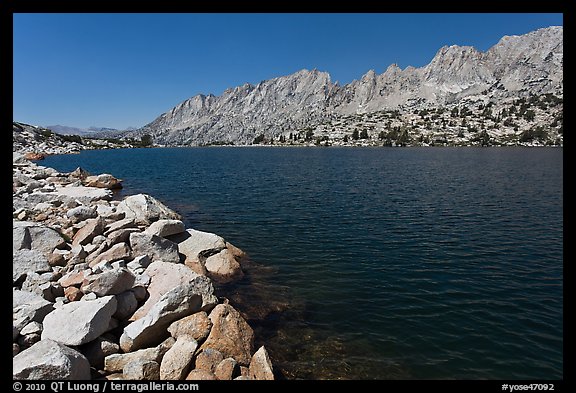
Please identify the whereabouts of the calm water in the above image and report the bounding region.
[43,147,563,380]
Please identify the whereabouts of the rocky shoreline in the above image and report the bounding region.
[12,151,275,380]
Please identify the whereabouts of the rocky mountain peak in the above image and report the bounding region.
[126,26,562,146]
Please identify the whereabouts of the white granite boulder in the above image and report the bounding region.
[13,339,91,380]
[41,295,117,346]
[116,194,181,225]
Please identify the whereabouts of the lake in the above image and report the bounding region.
[43,146,563,380]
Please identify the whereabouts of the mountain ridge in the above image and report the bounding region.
[121,26,563,146]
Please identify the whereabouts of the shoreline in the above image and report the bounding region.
[12,150,276,381]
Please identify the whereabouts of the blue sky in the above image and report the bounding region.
[13,13,563,130]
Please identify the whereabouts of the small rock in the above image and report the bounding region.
[113,290,138,320]
[19,321,43,336]
[84,173,123,189]
[92,234,106,245]
[64,286,83,301]
[80,336,120,369]
[169,229,226,273]
[215,357,238,380]
[127,255,151,271]
[204,248,244,284]
[129,232,181,264]
[131,286,148,302]
[18,332,41,348]
[112,260,127,269]
[72,217,106,246]
[58,270,87,288]
[159,335,198,380]
[55,185,113,204]
[167,311,212,342]
[87,242,131,268]
[186,369,217,380]
[123,360,160,380]
[104,337,174,372]
[194,348,223,373]
[107,227,141,246]
[47,252,66,267]
[82,268,135,296]
[104,218,137,236]
[144,219,185,238]
[66,205,97,223]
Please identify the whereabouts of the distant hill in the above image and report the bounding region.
[45,125,131,138]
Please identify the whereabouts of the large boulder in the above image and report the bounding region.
[129,232,180,264]
[159,335,198,380]
[87,242,132,267]
[13,220,65,255]
[214,357,238,380]
[204,248,244,284]
[249,346,274,380]
[123,360,160,380]
[145,219,186,238]
[41,296,117,346]
[13,339,91,380]
[194,348,224,373]
[106,228,141,247]
[66,205,98,223]
[54,185,113,203]
[13,289,54,330]
[84,173,122,189]
[72,217,106,246]
[167,311,212,342]
[13,249,51,285]
[26,225,66,256]
[130,261,217,321]
[119,283,205,352]
[168,229,226,274]
[113,290,139,320]
[82,268,135,296]
[104,218,137,236]
[13,220,33,251]
[200,303,255,366]
[116,194,181,225]
[104,337,174,372]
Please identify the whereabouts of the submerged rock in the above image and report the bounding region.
[249,346,275,380]
[200,303,254,366]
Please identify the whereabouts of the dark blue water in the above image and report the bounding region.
[43,147,563,380]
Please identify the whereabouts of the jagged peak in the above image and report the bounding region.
[134,25,561,144]
[361,69,377,80]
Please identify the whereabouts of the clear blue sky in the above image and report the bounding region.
[13,13,563,130]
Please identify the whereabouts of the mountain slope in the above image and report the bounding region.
[127,26,562,146]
